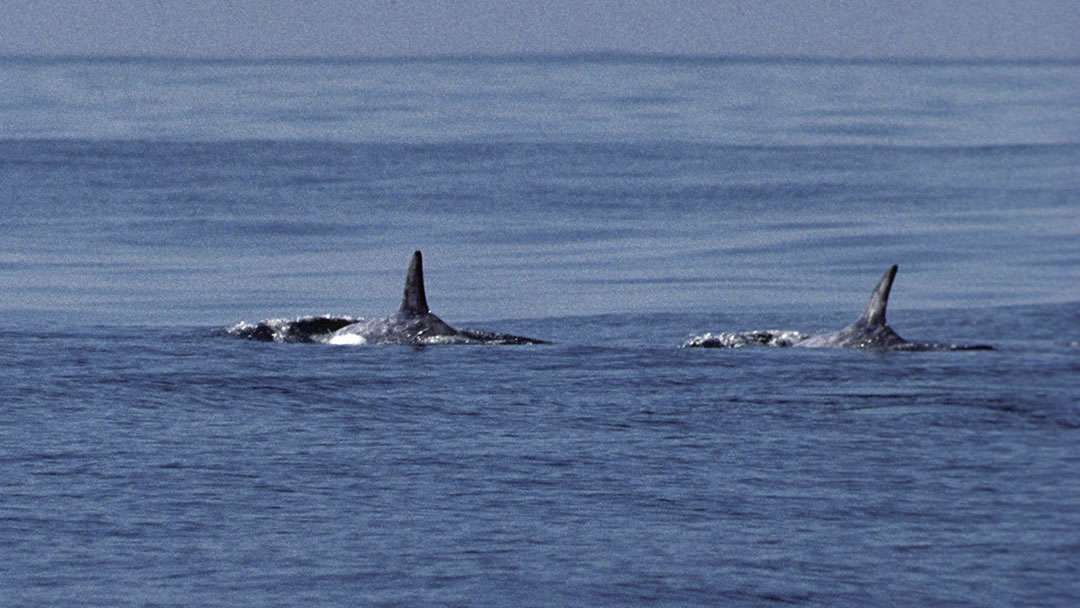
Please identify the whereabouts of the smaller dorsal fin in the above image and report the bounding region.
[857,265,898,326]
[399,251,429,314]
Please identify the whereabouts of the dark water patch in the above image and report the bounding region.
[802,121,921,138]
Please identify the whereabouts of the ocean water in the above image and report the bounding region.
[1,55,1079,606]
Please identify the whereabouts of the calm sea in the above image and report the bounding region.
[1,55,1078,606]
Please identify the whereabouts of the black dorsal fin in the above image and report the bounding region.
[857,265,898,326]
[399,251,429,314]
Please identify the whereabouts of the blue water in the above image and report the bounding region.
[1,56,1078,606]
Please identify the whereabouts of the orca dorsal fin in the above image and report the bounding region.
[399,251,430,314]
[857,265,898,326]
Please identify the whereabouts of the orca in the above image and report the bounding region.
[794,265,992,350]
[683,265,993,351]
[229,251,548,345]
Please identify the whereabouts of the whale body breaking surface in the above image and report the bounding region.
[683,265,993,351]
[229,257,992,351]
[228,251,548,346]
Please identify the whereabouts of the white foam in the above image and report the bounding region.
[325,332,368,345]
[682,330,811,348]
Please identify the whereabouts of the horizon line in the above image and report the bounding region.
[2,50,1077,66]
